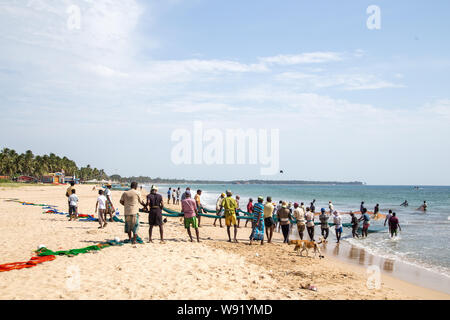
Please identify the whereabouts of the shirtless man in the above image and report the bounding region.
[389,212,402,237]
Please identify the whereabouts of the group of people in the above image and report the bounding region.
[166,187,181,205]
[65,182,116,228]
[65,182,405,245]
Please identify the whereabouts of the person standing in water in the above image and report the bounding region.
[374,204,380,218]
[420,201,428,211]
[328,201,334,215]
[310,199,316,214]
[293,202,306,240]
[319,208,330,240]
[333,211,343,243]
[389,212,402,238]
[384,209,393,234]
[360,201,366,213]
[350,212,359,238]
[359,208,371,238]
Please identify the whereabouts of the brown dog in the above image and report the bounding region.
[289,240,324,258]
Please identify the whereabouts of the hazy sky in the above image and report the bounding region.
[1,0,449,185]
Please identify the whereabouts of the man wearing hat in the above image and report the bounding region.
[105,184,115,222]
[219,190,239,242]
[214,193,226,228]
[146,185,165,243]
[249,196,264,245]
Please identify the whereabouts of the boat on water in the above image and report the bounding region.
[102,183,130,191]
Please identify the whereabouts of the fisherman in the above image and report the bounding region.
[263,197,275,243]
[194,189,203,227]
[120,182,146,245]
[389,212,402,238]
[328,201,334,215]
[319,208,330,240]
[249,196,265,245]
[384,209,393,234]
[214,193,225,228]
[146,185,164,243]
[360,201,366,213]
[350,211,359,238]
[359,208,371,238]
[245,198,254,228]
[181,191,200,242]
[333,211,343,243]
[293,202,306,240]
[219,190,239,243]
[374,204,380,218]
[305,207,315,241]
[310,199,316,213]
[277,201,293,244]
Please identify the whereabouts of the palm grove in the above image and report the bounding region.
[0,148,108,181]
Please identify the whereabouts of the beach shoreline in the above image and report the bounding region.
[0,184,448,300]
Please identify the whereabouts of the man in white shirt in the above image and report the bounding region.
[305,207,315,241]
[329,201,334,214]
[96,190,107,228]
[214,193,225,228]
[105,184,115,222]
[333,211,343,243]
[293,202,306,240]
[68,189,79,221]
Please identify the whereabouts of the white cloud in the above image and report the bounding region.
[259,52,343,65]
[276,72,405,91]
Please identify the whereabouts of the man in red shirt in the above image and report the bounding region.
[245,198,253,228]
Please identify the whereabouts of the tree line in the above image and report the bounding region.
[0,148,108,181]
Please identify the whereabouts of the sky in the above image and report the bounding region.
[1,0,449,185]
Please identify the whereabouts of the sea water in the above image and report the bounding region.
[147,184,450,286]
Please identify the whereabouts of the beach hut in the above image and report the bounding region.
[41,172,65,184]
[17,175,37,183]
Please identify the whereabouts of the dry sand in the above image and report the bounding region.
[0,184,448,300]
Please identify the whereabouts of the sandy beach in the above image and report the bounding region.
[0,184,448,300]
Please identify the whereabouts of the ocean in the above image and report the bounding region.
[144,184,450,291]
